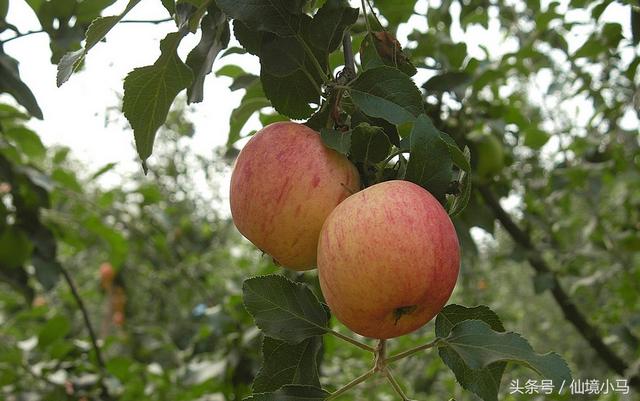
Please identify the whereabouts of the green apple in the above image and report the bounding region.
[475,134,505,179]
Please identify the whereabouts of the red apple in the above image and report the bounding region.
[230,122,361,271]
[99,262,115,289]
[317,180,460,339]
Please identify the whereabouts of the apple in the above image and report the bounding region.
[317,180,460,339]
[99,262,115,289]
[230,122,361,271]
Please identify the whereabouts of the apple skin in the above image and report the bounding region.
[230,122,361,271]
[317,180,460,339]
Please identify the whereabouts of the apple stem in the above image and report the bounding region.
[326,368,376,400]
[329,329,375,352]
[374,339,387,371]
[342,32,355,75]
[385,338,441,364]
[385,366,413,401]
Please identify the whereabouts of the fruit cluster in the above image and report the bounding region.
[230,122,460,339]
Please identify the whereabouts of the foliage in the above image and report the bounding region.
[0,0,639,400]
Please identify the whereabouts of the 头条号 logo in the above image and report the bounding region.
[509,379,630,395]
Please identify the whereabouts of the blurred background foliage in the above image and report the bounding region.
[1,0,639,400]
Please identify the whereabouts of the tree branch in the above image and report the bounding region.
[0,18,172,45]
[477,185,640,390]
[342,32,355,74]
[326,368,376,400]
[329,329,375,352]
[0,30,46,45]
[59,264,112,399]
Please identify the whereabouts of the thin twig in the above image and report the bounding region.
[0,29,46,44]
[326,368,376,400]
[0,17,172,45]
[365,0,385,30]
[342,32,355,74]
[3,23,20,34]
[385,367,412,401]
[329,329,375,352]
[59,264,111,399]
[360,0,372,33]
[386,339,440,364]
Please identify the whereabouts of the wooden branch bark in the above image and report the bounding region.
[477,185,640,390]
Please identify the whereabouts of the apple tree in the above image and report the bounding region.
[56,1,575,399]
[2,0,639,400]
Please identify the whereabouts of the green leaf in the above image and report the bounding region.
[441,320,572,385]
[56,0,143,86]
[75,0,117,21]
[446,147,472,217]
[3,127,46,160]
[261,70,320,119]
[572,35,606,60]
[122,32,194,170]
[230,75,259,91]
[439,133,470,172]
[244,385,329,401]
[186,5,230,103]
[0,226,33,268]
[259,32,323,119]
[227,81,270,146]
[221,46,247,57]
[216,65,247,79]
[37,315,71,349]
[233,20,263,56]
[359,34,387,71]
[253,336,322,392]
[259,112,289,126]
[374,0,416,27]
[422,72,472,94]
[0,0,8,21]
[436,304,505,337]
[351,110,400,146]
[350,66,423,125]
[0,53,43,119]
[106,356,137,381]
[305,101,333,131]
[242,275,329,343]
[217,0,307,37]
[632,6,640,47]
[90,162,118,180]
[350,123,391,163]
[31,257,61,291]
[260,35,312,77]
[523,127,550,150]
[320,128,351,155]
[161,0,176,16]
[360,33,417,76]
[435,304,507,401]
[405,115,452,202]
[307,1,359,56]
